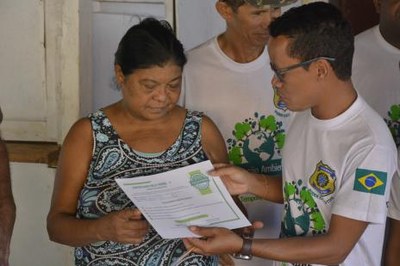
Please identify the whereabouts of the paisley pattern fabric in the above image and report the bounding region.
[75,110,218,266]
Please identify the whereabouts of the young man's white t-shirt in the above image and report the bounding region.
[352,25,400,147]
[182,37,292,264]
[275,96,398,266]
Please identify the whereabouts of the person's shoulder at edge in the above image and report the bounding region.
[355,24,378,41]
[185,36,218,59]
[353,25,380,68]
[182,36,219,79]
[357,96,397,148]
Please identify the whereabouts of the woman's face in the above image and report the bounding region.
[116,61,182,121]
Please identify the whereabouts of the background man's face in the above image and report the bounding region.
[228,3,281,48]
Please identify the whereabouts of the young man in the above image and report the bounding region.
[0,107,16,266]
[183,3,398,265]
[181,2,297,263]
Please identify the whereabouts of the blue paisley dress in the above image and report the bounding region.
[75,110,218,266]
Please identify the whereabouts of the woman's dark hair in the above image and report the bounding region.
[269,2,354,80]
[114,18,186,76]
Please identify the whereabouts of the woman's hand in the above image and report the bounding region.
[97,208,149,244]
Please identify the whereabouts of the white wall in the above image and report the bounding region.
[9,163,73,266]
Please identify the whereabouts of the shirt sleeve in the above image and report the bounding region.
[332,144,398,224]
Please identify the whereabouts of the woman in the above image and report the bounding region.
[47,18,227,265]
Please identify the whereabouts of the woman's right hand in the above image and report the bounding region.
[97,208,149,244]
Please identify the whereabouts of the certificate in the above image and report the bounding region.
[115,160,251,239]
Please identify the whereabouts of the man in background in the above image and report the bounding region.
[351,1,400,264]
[353,0,400,266]
[0,107,16,266]
[352,0,400,147]
[181,1,297,263]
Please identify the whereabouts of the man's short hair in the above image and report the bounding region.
[219,0,246,12]
[269,2,354,80]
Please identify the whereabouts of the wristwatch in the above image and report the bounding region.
[233,237,253,260]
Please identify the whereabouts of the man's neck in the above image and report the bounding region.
[217,33,265,63]
[311,81,358,120]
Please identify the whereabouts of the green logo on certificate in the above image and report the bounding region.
[189,170,212,195]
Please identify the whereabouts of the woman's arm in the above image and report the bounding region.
[46,118,148,247]
[0,139,15,266]
[385,217,400,265]
[200,115,229,164]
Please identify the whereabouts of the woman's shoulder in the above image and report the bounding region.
[184,108,204,118]
[68,117,92,137]
[87,109,106,120]
[185,109,216,125]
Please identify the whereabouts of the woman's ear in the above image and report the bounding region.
[216,1,234,21]
[114,64,125,87]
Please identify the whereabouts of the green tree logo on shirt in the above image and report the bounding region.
[227,113,285,175]
[386,104,400,147]
[281,180,326,238]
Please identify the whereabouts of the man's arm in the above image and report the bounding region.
[0,139,16,266]
[184,214,367,265]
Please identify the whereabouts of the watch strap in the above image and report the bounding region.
[241,237,253,256]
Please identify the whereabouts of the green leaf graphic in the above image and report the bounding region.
[228,147,242,165]
[234,122,251,140]
[259,115,277,131]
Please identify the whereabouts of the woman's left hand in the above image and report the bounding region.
[96,208,149,244]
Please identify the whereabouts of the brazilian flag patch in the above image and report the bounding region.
[353,168,387,195]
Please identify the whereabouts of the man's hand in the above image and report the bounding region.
[210,164,255,195]
[183,226,243,255]
[233,220,264,239]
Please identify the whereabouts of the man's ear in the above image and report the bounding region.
[216,1,234,21]
[315,59,330,80]
[372,0,381,14]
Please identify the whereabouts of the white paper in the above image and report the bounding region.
[115,160,251,239]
